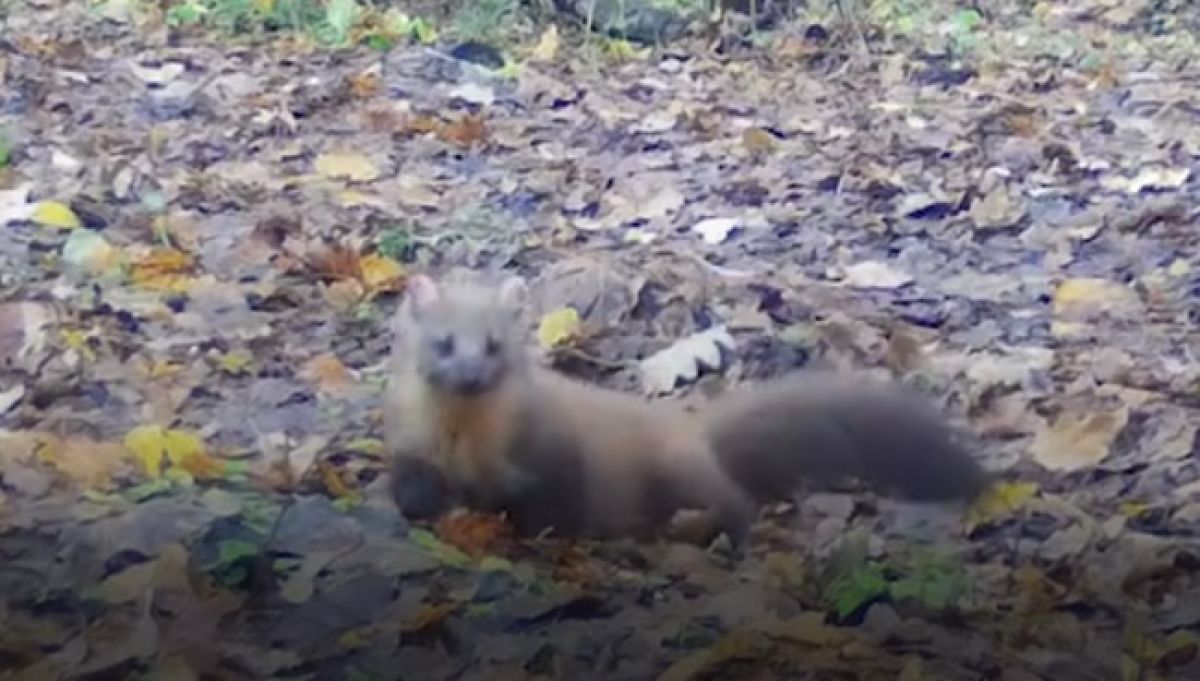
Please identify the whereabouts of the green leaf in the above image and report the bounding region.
[123,477,174,502]
[951,9,982,32]
[216,538,262,566]
[824,562,889,619]
[408,528,472,568]
[323,0,360,44]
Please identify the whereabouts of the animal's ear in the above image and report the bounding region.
[405,274,441,316]
[497,275,529,311]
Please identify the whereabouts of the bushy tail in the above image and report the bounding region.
[704,373,991,505]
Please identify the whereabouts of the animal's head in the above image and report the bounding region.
[393,272,529,395]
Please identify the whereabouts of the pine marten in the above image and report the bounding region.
[383,272,990,545]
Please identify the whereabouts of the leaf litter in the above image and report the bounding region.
[3,0,1200,679]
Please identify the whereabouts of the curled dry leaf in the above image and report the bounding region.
[640,326,735,395]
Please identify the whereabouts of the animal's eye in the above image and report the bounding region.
[433,334,455,357]
[484,335,501,356]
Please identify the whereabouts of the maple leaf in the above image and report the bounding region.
[124,425,224,481]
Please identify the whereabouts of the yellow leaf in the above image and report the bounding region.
[536,307,581,350]
[965,481,1038,531]
[32,201,82,229]
[60,329,96,362]
[124,426,208,479]
[315,151,379,182]
[219,351,253,375]
[530,24,559,62]
[359,254,404,294]
[149,360,183,378]
[130,248,195,293]
[1119,501,1149,518]
[345,438,384,456]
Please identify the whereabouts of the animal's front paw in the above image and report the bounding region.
[390,458,452,521]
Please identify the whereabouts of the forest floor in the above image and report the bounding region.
[3,1,1200,680]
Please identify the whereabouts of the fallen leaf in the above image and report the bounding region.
[37,436,129,490]
[301,353,356,397]
[1030,407,1129,471]
[408,528,472,568]
[656,632,760,681]
[840,261,914,289]
[437,114,487,149]
[970,184,1023,230]
[62,229,123,275]
[692,217,740,245]
[308,244,363,281]
[0,300,62,366]
[435,511,513,558]
[1106,166,1191,193]
[401,602,458,635]
[318,459,355,499]
[124,425,221,480]
[741,127,778,155]
[448,82,494,106]
[1053,277,1142,322]
[530,24,560,62]
[323,278,367,313]
[280,550,338,604]
[359,253,405,294]
[130,247,195,292]
[31,200,82,229]
[315,151,380,182]
[536,307,581,350]
[640,326,735,395]
[0,183,35,224]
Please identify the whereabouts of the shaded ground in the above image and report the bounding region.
[4,1,1200,679]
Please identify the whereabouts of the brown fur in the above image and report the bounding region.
[385,273,990,544]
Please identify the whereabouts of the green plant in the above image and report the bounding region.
[0,128,10,168]
[452,0,521,42]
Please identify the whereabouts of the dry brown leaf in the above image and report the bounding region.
[741,127,778,156]
[314,151,380,182]
[347,71,380,98]
[1030,407,1129,471]
[308,244,362,281]
[130,247,195,292]
[401,602,458,635]
[434,511,513,559]
[437,114,488,149]
[317,460,354,499]
[300,353,356,397]
[36,435,129,489]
